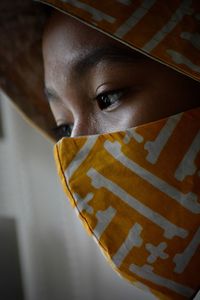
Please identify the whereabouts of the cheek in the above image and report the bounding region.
[98,107,140,133]
[97,91,164,132]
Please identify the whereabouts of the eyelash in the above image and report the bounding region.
[52,124,73,141]
[95,89,125,111]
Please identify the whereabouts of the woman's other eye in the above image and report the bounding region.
[52,124,73,140]
[96,89,124,110]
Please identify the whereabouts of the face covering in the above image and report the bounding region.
[54,107,200,300]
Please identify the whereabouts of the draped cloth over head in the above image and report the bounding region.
[0,0,200,140]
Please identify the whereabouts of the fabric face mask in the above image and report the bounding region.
[54,107,200,300]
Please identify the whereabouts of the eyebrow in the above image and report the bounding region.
[44,44,144,102]
[73,44,144,76]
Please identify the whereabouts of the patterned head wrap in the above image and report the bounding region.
[0,0,200,140]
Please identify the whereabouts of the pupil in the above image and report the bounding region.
[99,95,111,109]
[104,95,110,104]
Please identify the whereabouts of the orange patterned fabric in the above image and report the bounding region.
[1,1,200,140]
[54,107,200,299]
[41,0,200,82]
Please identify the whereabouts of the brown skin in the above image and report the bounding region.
[42,11,200,140]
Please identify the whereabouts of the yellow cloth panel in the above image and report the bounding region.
[54,107,200,299]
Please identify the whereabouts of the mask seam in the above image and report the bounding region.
[55,143,111,257]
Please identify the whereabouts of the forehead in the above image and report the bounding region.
[42,11,118,64]
[42,10,145,94]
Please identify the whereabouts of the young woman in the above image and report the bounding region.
[1,1,200,299]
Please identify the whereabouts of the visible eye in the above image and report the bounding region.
[52,124,73,140]
[96,89,124,110]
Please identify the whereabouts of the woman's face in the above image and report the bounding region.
[42,11,200,140]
